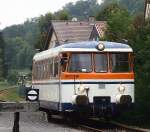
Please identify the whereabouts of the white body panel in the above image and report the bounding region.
[33,79,134,104]
[33,80,59,102]
[61,79,134,103]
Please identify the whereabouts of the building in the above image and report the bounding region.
[44,18,107,50]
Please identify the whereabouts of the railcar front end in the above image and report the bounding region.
[32,41,134,118]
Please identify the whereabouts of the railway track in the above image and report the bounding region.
[43,114,150,132]
[77,118,150,132]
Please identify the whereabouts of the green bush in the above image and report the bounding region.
[7,70,19,85]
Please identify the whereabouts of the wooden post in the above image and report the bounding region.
[12,112,20,132]
[0,102,39,132]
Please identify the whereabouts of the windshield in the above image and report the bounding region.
[95,53,108,72]
[69,53,92,72]
[110,53,130,72]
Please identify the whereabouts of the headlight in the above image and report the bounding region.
[78,85,89,94]
[118,85,125,94]
[79,85,85,93]
[97,43,105,51]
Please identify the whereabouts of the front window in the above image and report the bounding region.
[110,53,130,72]
[95,53,108,72]
[69,53,92,72]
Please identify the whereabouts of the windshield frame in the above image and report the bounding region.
[94,53,108,73]
[68,52,93,73]
[109,52,132,73]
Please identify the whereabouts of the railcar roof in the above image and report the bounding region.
[33,41,133,61]
[62,41,131,49]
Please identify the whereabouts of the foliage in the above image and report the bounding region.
[0,32,5,79]
[119,0,145,15]
[7,70,19,85]
[3,19,39,73]
[63,0,100,20]
[0,83,23,101]
[96,2,150,125]
[132,20,150,122]
[96,3,132,41]
[101,0,145,15]
[54,10,70,20]
[35,11,70,49]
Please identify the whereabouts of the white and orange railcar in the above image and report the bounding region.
[32,41,134,118]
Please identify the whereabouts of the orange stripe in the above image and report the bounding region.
[60,72,134,80]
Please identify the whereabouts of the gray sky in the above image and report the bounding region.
[0,0,102,29]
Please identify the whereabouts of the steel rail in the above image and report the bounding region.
[111,121,150,132]
[76,118,150,132]
[78,124,104,132]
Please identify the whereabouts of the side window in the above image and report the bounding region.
[61,53,68,72]
[32,62,35,80]
[36,62,38,80]
[49,58,53,78]
[54,57,58,78]
[34,63,37,80]
[40,62,42,80]
[37,62,40,80]
[45,59,49,79]
[40,61,43,80]
[43,60,47,79]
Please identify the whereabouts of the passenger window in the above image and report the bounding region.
[49,59,53,78]
[54,58,58,77]
[61,53,68,72]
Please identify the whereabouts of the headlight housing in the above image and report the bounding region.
[118,85,125,94]
[97,43,105,51]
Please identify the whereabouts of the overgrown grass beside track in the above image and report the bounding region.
[0,81,24,101]
[0,81,10,90]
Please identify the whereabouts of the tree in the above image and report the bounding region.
[96,3,132,42]
[119,0,145,15]
[0,32,6,79]
[63,0,100,20]
[54,10,69,20]
[35,12,53,50]
[101,0,145,15]
[130,18,150,121]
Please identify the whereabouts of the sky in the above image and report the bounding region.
[0,0,102,29]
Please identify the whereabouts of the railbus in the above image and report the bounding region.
[32,41,134,119]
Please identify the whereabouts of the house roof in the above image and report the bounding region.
[52,21,93,43]
[94,22,107,38]
[44,20,107,50]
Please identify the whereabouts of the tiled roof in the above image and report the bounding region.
[95,21,107,38]
[52,21,93,44]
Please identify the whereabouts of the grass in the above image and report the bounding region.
[0,81,10,90]
[0,81,24,101]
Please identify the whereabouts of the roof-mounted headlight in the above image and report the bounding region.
[97,43,105,51]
